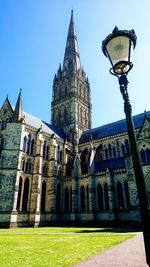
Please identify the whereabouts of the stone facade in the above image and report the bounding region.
[0,11,150,227]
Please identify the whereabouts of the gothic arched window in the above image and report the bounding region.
[125,139,130,154]
[81,186,86,211]
[57,145,60,161]
[21,159,25,171]
[66,155,72,177]
[95,144,103,161]
[86,185,89,211]
[117,182,125,210]
[108,144,112,158]
[146,149,150,163]
[121,144,125,155]
[113,146,116,158]
[79,84,82,96]
[30,140,34,156]
[28,161,32,173]
[97,184,104,211]
[70,187,72,212]
[26,135,31,155]
[0,138,4,153]
[64,187,69,212]
[23,136,27,153]
[41,180,46,212]
[82,109,85,125]
[43,141,46,159]
[43,164,48,177]
[141,149,146,164]
[56,183,61,213]
[46,145,49,160]
[104,183,109,210]
[16,177,23,210]
[25,160,32,173]
[80,108,82,124]
[58,149,62,164]
[25,161,29,173]
[79,107,81,123]
[105,148,108,159]
[22,178,30,211]
[1,120,6,130]
[124,181,130,210]
[81,148,89,174]
[58,165,62,179]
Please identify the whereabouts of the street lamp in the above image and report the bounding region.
[102,27,150,266]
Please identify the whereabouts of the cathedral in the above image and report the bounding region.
[0,11,150,227]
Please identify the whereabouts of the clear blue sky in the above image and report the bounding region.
[0,0,150,128]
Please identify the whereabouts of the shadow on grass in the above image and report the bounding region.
[74,228,140,234]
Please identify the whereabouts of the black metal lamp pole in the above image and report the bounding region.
[119,75,150,266]
[102,27,150,266]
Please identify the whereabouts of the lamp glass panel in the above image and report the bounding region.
[106,36,130,66]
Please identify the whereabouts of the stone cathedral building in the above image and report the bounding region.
[0,12,150,227]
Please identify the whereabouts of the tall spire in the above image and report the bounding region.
[63,10,81,73]
[11,89,23,122]
[51,11,92,142]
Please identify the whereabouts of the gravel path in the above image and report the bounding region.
[73,233,148,267]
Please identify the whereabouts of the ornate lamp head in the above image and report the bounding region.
[102,27,137,75]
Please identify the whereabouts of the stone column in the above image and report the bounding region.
[125,156,139,210]
[47,136,58,215]
[73,153,81,214]
[75,177,80,221]
[105,168,115,211]
[72,179,76,212]
[105,169,119,221]
[34,131,44,227]
[12,173,21,211]
[10,171,21,227]
[88,174,96,212]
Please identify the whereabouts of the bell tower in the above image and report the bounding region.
[51,11,92,142]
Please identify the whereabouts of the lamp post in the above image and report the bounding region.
[102,27,150,266]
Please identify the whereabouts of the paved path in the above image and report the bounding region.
[73,233,148,267]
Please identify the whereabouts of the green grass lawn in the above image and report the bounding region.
[0,227,136,267]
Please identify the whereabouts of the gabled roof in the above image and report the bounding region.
[0,96,14,115]
[80,111,150,144]
[5,94,65,140]
[137,112,150,140]
[23,111,65,140]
